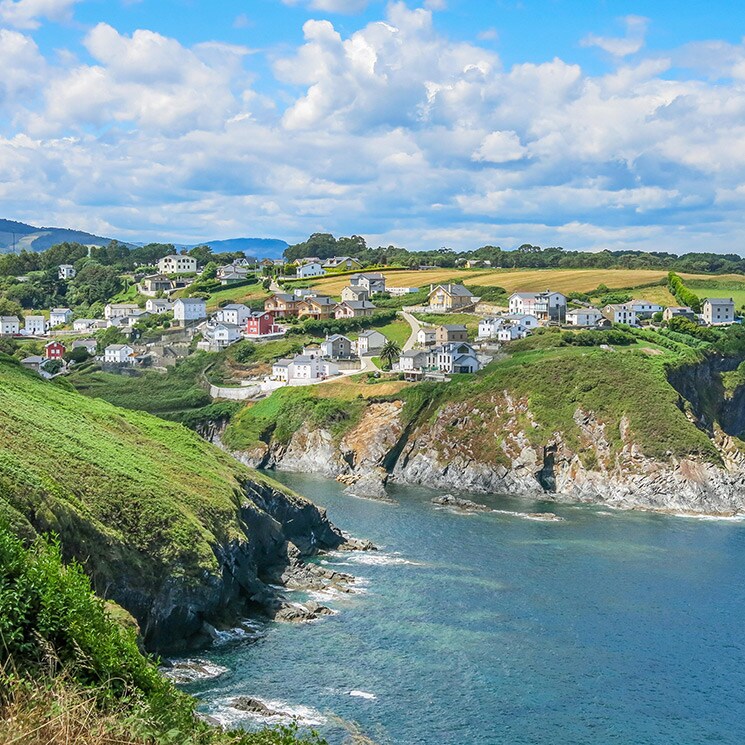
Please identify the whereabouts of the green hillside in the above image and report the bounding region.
[0,355,342,648]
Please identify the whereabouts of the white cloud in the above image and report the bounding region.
[581,15,649,58]
[0,0,79,29]
[472,131,526,163]
[4,5,745,254]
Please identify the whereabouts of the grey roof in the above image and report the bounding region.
[273,358,292,367]
[353,272,384,280]
[221,303,249,310]
[72,339,97,347]
[108,303,139,308]
[22,355,44,363]
[1,316,19,323]
[704,298,735,305]
[271,293,296,302]
[359,329,385,337]
[440,324,467,331]
[400,350,426,358]
[306,296,335,306]
[291,355,316,364]
[341,300,376,309]
[51,308,71,314]
[106,344,132,351]
[325,334,351,343]
[176,297,206,304]
[429,283,471,297]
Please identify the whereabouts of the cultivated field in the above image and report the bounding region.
[308,267,742,306]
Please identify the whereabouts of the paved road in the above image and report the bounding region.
[401,311,422,351]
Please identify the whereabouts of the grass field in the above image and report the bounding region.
[374,318,411,346]
[686,278,745,310]
[308,267,744,303]
[203,283,270,311]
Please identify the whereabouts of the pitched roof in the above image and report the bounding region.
[431,283,471,296]
[273,358,292,367]
[1,316,19,323]
[340,300,376,309]
[51,308,71,314]
[440,324,467,331]
[359,329,385,337]
[325,334,351,342]
[704,297,735,305]
[221,303,249,310]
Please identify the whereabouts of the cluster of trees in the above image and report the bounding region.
[667,271,702,312]
[284,233,745,275]
[286,309,398,337]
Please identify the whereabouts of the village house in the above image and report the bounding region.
[357,329,387,354]
[245,311,282,338]
[296,261,325,279]
[702,298,736,326]
[158,255,197,274]
[125,310,150,326]
[508,291,567,322]
[427,342,481,374]
[44,340,66,359]
[334,300,377,319]
[416,327,437,346]
[320,334,353,359]
[271,352,339,383]
[427,284,475,312]
[73,318,97,332]
[72,339,97,356]
[145,298,174,314]
[341,286,370,302]
[23,315,46,335]
[215,303,252,326]
[141,274,174,293]
[209,322,242,348]
[602,303,637,325]
[58,264,76,280]
[265,293,302,318]
[105,303,139,320]
[0,316,20,335]
[398,349,427,372]
[350,272,386,294]
[477,317,503,339]
[293,257,321,267]
[297,295,336,320]
[436,324,468,344]
[21,355,45,372]
[173,298,207,323]
[498,323,527,342]
[663,306,697,322]
[322,256,362,271]
[293,288,318,299]
[629,300,664,318]
[505,313,539,330]
[104,344,135,364]
[217,264,251,284]
[48,308,73,328]
[566,307,604,327]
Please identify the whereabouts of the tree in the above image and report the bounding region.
[68,264,123,305]
[380,339,401,369]
[201,261,218,280]
[64,346,90,364]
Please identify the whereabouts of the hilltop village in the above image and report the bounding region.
[0,246,740,394]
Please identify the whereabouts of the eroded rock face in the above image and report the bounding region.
[217,360,745,517]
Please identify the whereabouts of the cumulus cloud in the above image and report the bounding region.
[0,0,79,29]
[581,15,649,58]
[3,5,745,253]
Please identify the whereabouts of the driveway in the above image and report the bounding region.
[401,310,422,351]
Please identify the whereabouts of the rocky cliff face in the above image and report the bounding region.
[219,359,745,516]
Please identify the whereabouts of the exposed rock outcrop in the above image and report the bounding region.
[218,357,745,517]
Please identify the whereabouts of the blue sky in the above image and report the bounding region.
[2,0,745,251]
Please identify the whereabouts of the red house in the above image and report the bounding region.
[44,341,66,359]
[245,311,281,338]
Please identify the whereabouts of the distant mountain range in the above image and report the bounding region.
[192,237,289,257]
[0,219,115,253]
[0,219,290,258]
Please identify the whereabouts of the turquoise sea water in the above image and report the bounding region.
[179,473,745,744]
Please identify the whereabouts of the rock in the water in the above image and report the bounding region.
[337,536,378,552]
[432,494,491,512]
[232,697,278,716]
[525,512,564,521]
[343,469,392,501]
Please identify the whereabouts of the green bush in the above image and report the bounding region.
[668,271,701,312]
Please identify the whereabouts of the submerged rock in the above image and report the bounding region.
[432,494,491,512]
[232,697,279,716]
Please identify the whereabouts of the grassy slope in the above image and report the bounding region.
[0,356,296,589]
[224,332,719,466]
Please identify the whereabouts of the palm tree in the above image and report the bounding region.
[380,339,401,370]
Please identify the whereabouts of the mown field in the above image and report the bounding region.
[307,267,742,306]
[686,278,745,310]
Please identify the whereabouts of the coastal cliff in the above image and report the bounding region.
[220,348,745,516]
[0,356,353,653]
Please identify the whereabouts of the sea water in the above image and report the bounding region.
[177,472,745,744]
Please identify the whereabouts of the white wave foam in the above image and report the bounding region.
[161,659,229,684]
[349,690,377,700]
[209,697,327,728]
[336,552,422,567]
[492,509,565,522]
[671,512,745,521]
[212,620,265,646]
